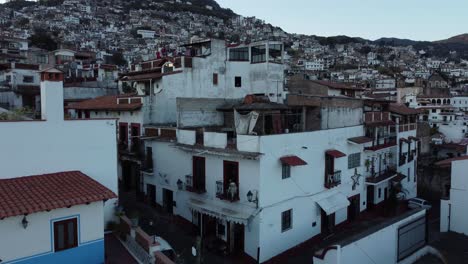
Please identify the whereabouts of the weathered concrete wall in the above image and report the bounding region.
[288,77,328,96]
[63,86,118,100]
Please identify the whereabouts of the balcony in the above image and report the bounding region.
[398,123,417,132]
[216,180,239,202]
[399,154,407,166]
[186,175,193,189]
[364,136,397,151]
[366,167,398,185]
[325,170,342,188]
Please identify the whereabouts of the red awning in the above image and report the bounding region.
[391,173,407,182]
[326,150,346,158]
[280,156,307,166]
[348,136,373,144]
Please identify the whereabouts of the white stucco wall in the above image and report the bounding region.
[338,210,426,264]
[0,119,118,221]
[447,159,468,235]
[0,202,104,262]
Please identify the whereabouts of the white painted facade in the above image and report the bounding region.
[440,159,468,235]
[0,77,118,222]
[0,202,104,263]
[144,125,370,262]
[314,209,427,264]
[126,39,286,125]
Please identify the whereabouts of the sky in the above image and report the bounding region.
[216,0,468,41]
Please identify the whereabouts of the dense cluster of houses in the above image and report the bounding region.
[1,1,468,263]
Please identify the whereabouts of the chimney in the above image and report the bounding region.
[40,68,64,122]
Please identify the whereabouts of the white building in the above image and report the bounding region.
[121,39,286,125]
[0,62,41,111]
[139,97,419,262]
[0,171,116,264]
[440,157,468,235]
[304,59,325,71]
[137,30,157,39]
[375,78,396,89]
[0,68,118,221]
[68,94,146,196]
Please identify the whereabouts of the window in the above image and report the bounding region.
[281,209,292,232]
[54,218,78,252]
[282,164,291,179]
[268,44,282,63]
[234,76,242,88]
[119,123,128,145]
[378,188,382,198]
[431,109,436,113]
[348,153,361,169]
[85,111,90,119]
[23,75,34,83]
[229,47,249,61]
[213,73,218,85]
[251,45,266,63]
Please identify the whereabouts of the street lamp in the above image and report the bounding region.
[177,179,183,190]
[247,190,258,208]
[21,215,28,229]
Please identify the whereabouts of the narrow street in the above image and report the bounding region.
[120,191,252,264]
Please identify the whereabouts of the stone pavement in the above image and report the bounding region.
[105,233,138,264]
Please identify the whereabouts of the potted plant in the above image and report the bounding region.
[128,210,140,228]
[365,159,371,172]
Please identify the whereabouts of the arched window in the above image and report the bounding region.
[443,99,447,105]
[432,99,436,104]
[447,99,451,104]
[437,99,441,105]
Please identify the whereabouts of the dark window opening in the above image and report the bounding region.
[229,47,249,61]
[282,164,291,179]
[213,73,218,85]
[54,218,78,252]
[268,44,282,63]
[251,45,266,63]
[191,156,206,193]
[281,209,292,232]
[235,76,242,88]
[223,161,239,201]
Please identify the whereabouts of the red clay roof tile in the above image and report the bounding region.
[0,171,117,219]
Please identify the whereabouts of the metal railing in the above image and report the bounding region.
[326,170,341,188]
[216,180,223,198]
[186,175,193,189]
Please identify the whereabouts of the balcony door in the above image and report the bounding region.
[223,161,239,200]
[192,156,206,193]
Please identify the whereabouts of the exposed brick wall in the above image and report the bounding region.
[119,216,132,237]
[135,227,159,252]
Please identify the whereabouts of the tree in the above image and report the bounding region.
[110,52,127,66]
[16,18,30,27]
[29,29,58,51]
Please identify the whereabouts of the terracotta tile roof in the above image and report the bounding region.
[348,136,373,144]
[0,171,116,219]
[326,149,347,158]
[68,94,143,111]
[389,103,422,115]
[312,80,365,91]
[280,156,307,166]
[435,156,468,167]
